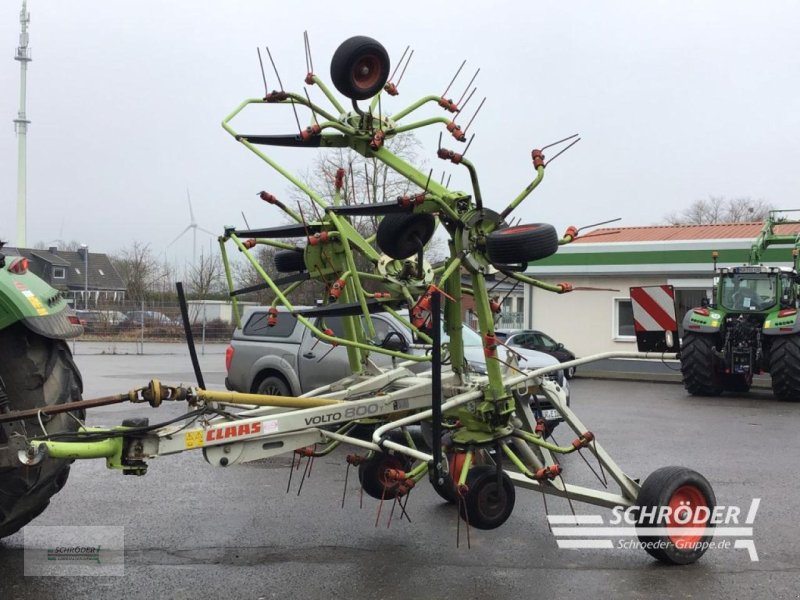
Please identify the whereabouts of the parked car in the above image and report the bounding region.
[225,307,568,422]
[124,310,178,326]
[75,309,129,332]
[495,329,577,378]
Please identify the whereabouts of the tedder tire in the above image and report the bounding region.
[769,334,800,401]
[330,36,391,101]
[486,223,559,265]
[680,333,723,396]
[0,324,83,539]
[458,465,516,530]
[358,452,411,500]
[635,466,716,565]
[273,248,306,273]
[376,213,436,260]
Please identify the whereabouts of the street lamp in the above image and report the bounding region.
[80,243,88,309]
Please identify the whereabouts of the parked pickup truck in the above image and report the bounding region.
[225,307,568,419]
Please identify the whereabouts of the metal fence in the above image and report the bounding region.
[68,300,236,355]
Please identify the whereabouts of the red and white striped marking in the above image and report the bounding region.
[630,285,678,332]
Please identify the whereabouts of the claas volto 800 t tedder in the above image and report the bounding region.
[0,34,717,565]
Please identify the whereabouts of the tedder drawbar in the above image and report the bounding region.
[1,35,716,564]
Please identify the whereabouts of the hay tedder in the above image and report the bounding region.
[0,35,717,564]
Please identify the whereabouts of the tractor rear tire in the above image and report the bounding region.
[0,324,83,539]
[769,334,800,402]
[680,333,723,396]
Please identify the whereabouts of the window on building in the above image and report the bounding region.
[53,267,66,279]
[615,298,635,339]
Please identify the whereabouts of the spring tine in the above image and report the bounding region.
[387,496,398,528]
[341,463,350,508]
[303,30,315,74]
[375,488,386,527]
[544,138,581,167]
[389,45,410,82]
[541,487,552,533]
[266,46,302,134]
[308,445,316,477]
[456,68,480,108]
[399,490,412,523]
[256,48,269,95]
[303,31,310,73]
[304,87,320,127]
[593,439,608,486]
[439,170,446,185]
[461,134,475,158]
[286,451,296,493]
[462,97,486,135]
[577,217,622,234]
[541,133,580,151]
[576,447,608,489]
[456,495,462,548]
[455,87,477,120]
[396,49,414,87]
[441,59,466,98]
[423,169,432,195]
[297,454,312,496]
[445,174,452,188]
[266,47,285,91]
[559,473,577,517]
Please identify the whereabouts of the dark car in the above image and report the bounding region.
[495,329,577,379]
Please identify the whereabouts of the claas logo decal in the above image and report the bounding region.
[206,421,262,442]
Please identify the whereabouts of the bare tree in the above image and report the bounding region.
[187,251,223,299]
[288,134,424,236]
[111,242,157,303]
[664,196,773,225]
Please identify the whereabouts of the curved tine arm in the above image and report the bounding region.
[499,165,545,221]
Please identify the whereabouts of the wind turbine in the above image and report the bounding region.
[166,189,216,266]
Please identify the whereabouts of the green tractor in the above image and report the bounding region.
[681,211,800,400]
[0,245,84,538]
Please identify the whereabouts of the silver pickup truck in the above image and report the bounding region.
[225,307,568,417]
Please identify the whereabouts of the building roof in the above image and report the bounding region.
[29,250,71,267]
[6,246,126,291]
[573,222,800,244]
[528,221,800,277]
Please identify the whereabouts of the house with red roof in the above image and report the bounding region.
[523,221,800,356]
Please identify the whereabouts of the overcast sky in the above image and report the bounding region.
[1,0,799,270]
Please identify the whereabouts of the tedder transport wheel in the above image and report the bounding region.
[0,324,83,539]
[431,451,468,504]
[769,334,800,401]
[330,36,390,101]
[635,466,716,565]
[273,248,306,273]
[376,213,436,260]
[486,223,559,266]
[680,333,723,396]
[458,465,516,530]
[358,453,412,500]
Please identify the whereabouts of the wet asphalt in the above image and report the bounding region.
[1,350,798,600]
